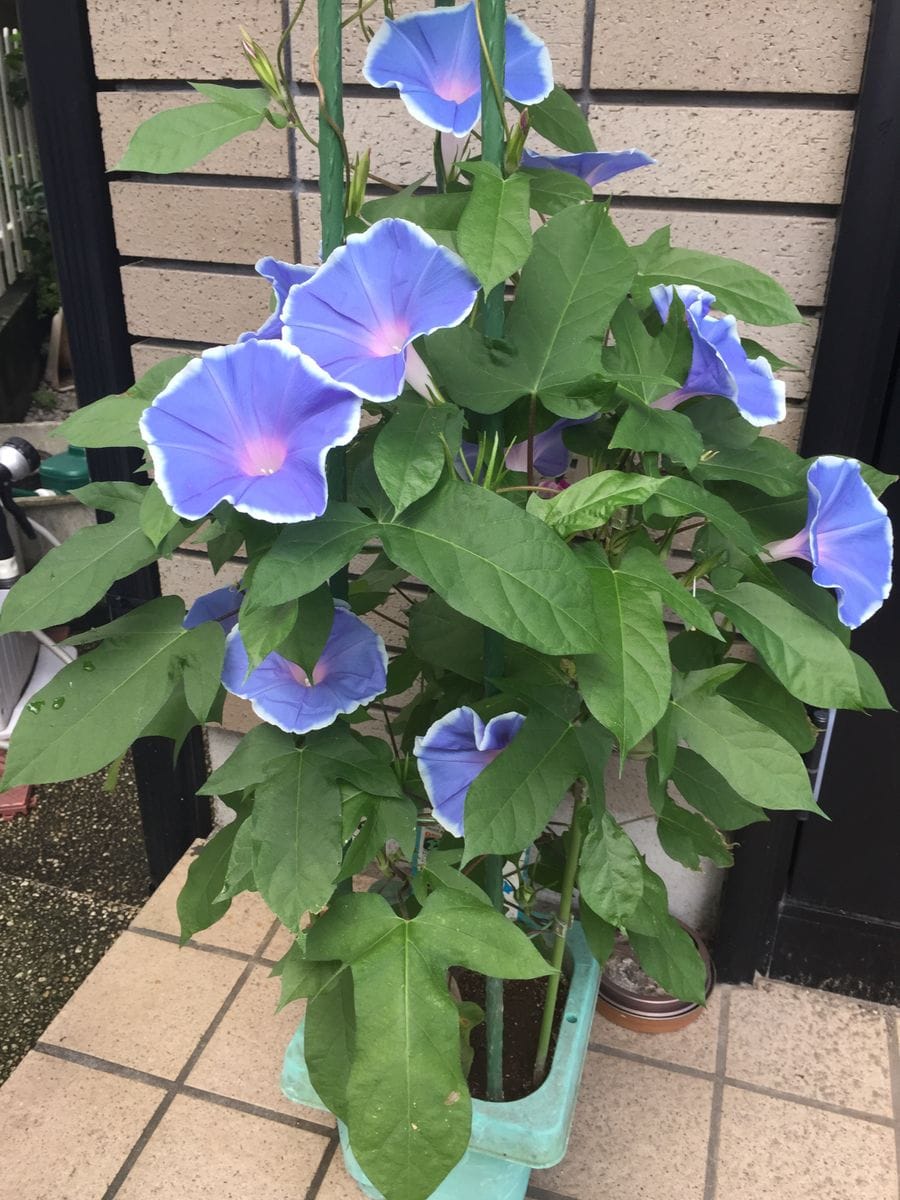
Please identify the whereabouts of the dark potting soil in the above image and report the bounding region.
[455,968,570,1101]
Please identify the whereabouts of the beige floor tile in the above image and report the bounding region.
[42,931,246,1079]
[727,979,892,1116]
[316,1153,366,1199]
[536,1051,713,1197]
[265,922,297,963]
[188,964,332,1125]
[0,1052,163,1200]
[133,847,276,956]
[591,986,722,1073]
[716,1086,896,1200]
[116,1094,330,1199]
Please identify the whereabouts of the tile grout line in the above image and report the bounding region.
[702,987,731,1200]
[589,1033,897,1129]
[129,924,259,962]
[98,919,284,1200]
[526,1184,580,1200]
[180,1083,334,1138]
[882,1011,900,1200]
[304,1136,340,1200]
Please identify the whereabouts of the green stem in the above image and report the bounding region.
[533,780,586,1086]
[477,0,508,1107]
[318,0,348,600]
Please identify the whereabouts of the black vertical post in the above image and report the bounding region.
[18,0,210,886]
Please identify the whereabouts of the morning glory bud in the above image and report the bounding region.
[765,456,893,629]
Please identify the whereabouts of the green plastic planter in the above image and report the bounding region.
[281,922,600,1200]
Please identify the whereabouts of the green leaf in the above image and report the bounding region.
[462,710,582,858]
[374,398,463,514]
[177,817,247,943]
[218,816,256,900]
[424,203,634,418]
[851,650,892,711]
[691,439,807,497]
[306,890,548,1200]
[250,749,343,931]
[198,722,296,795]
[115,92,269,173]
[703,582,866,709]
[578,810,644,926]
[189,82,270,112]
[456,164,532,293]
[272,940,343,1009]
[57,355,193,449]
[338,790,418,880]
[624,866,708,1005]
[521,166,592,215]
[858,463,898,498]
[238,595,299,671]
[579,901,616,968]
[305,968,356,1121]
[58,395,148,450]
[3,598,224,787]
[139,482,182,548]
[361,192,468,250]
[670,746,768,830]
[528,470,759,550]
[603,296,692,406]
[574,546,671,755]
[381,481,599,655]
[519,87,596,152]
[686,395,760,451]
[718,663,816,753]
[0,483,159,633]
[671,684,818,813]
[610,402,704,468]
[408,594,483,682]
[249,503,376,606]
[636,238,802,326]
[503,202,635,410]
[278,585,335,676]
[656,795,733,869]
[741,338,799,372]
[618,546,723,639]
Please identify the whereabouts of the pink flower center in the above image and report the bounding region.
[287,660,327,686]
[367,318,411,358]
[239,436,287,477]
[434,73,478,103]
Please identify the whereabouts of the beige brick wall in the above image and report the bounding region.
[86,0,874,732]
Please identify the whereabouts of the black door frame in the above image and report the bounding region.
[18,0,210,887]
[715,0,900,993]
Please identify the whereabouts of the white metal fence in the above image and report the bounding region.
[0,28,40,297]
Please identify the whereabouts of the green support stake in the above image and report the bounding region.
[476,0,508,1105]
[317,0,349,602]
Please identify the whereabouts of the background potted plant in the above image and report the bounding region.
[0,2,893,1199]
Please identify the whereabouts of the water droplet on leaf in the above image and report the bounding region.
[82,661,96,672]
[51,697,66,709]
[26,700,44,714]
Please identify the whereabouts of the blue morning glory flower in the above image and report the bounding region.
[650,284,786,427]
[766,457,893,629]
[505,417,594,477]
[414,706,525,837]
[221,605,388,734]
[183,586,243,632]
[363,3,552,136]
[281,219,479,403]
[521,147,655,187]
[140,340,362,524]
[239,256,316,342]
